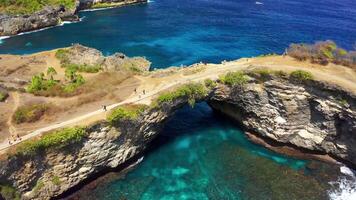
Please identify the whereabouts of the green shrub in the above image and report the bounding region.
[287,40,356,68]
[13,104,48,124]
[249,68,273,82]
[219,71,248,86]
[15,127,87,156]
[204,79,217,89]
[154,83,208,107]
[55,49,70,63]
[290,70,313,82]
[0,185,20,200]
[26,72,59,93]
[51,176,61,185]
[33,180,44,193]
[0,91,9,102]
[64,63,101,73]
[107,105,148,124]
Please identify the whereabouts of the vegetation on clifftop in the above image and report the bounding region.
[13,104,48,124]
[219,71,249,86]
[56,49,102,73]
[0,90,9,102]
[287,40,356,69]
[26,66,86,96]
[107,104,148,124]
[0,185,20,200]
[154,83,208,107]
[14,127,87,156]
[0,0,76,15]
[290,70,313,82]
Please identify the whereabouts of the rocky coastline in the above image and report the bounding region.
[0,71,355,199]
[0,0,147,37]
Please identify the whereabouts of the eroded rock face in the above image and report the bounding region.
[0,76,354,199]
[0,0,147,36]
[0,5,79,36]
[66,44,151,71]
[0,97,188,200]
[103,53,151,72]
[209,78,356,166]
[66,44,105,66]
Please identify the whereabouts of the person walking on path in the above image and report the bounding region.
[143,90,146,95]
[103,105,107,112]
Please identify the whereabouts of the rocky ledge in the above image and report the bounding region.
[0,0,147,36]
[0,73,355,199]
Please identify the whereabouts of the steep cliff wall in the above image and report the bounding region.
[0,96,190,200]
[0,74,355,199]
[209,77,356,167]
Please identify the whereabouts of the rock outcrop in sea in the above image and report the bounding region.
[0,73,354,200]
[0,0,147,36]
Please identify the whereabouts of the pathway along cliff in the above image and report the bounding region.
[0,53,355,199]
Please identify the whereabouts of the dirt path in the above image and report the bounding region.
[6,92,20,141]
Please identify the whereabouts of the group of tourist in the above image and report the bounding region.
[102,88,148,112]
[8,134,21,145]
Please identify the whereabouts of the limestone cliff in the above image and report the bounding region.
[0,74,355,200]
[209,76,356,167]
[0,97,190,200]
[0,0,147,36]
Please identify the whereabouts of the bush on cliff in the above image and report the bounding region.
[290,70,313,82]
[56,49,102,73]
[0,0,76,15]
[204,79,217,89]
[287,40,356,69]
[219,71,248,86]
[154,83,208,107]
[15,127,87,156]
[27,67,86,96]
[13,104,48,124]
[0,91,9,102]
[0,185,20,200]
[107,104,148,124]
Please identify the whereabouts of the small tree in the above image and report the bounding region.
[47,67,57,80]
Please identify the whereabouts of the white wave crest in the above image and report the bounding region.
[0,36,10,44]
[328,166,356,200]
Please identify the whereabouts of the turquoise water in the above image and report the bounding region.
[1,0,355,198]
[69,103,340,200]
[0,0,355,68]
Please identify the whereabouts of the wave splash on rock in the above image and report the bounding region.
[329,166,356,200]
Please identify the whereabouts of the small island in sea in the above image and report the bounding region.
[0,0,355,200]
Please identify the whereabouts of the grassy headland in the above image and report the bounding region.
[0,0,75,15]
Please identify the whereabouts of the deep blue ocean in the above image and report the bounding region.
[0,0,355,68]
[1,0,355,199]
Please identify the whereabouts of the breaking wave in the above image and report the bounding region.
[328,166,356,200]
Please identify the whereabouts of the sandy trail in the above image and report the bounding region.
[0,56,355,152]
[6,92,19,139]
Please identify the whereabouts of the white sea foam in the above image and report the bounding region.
[0,36,10,45]
[80,7,116,12]
[256,1,263,5]
[328,166,356,200]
